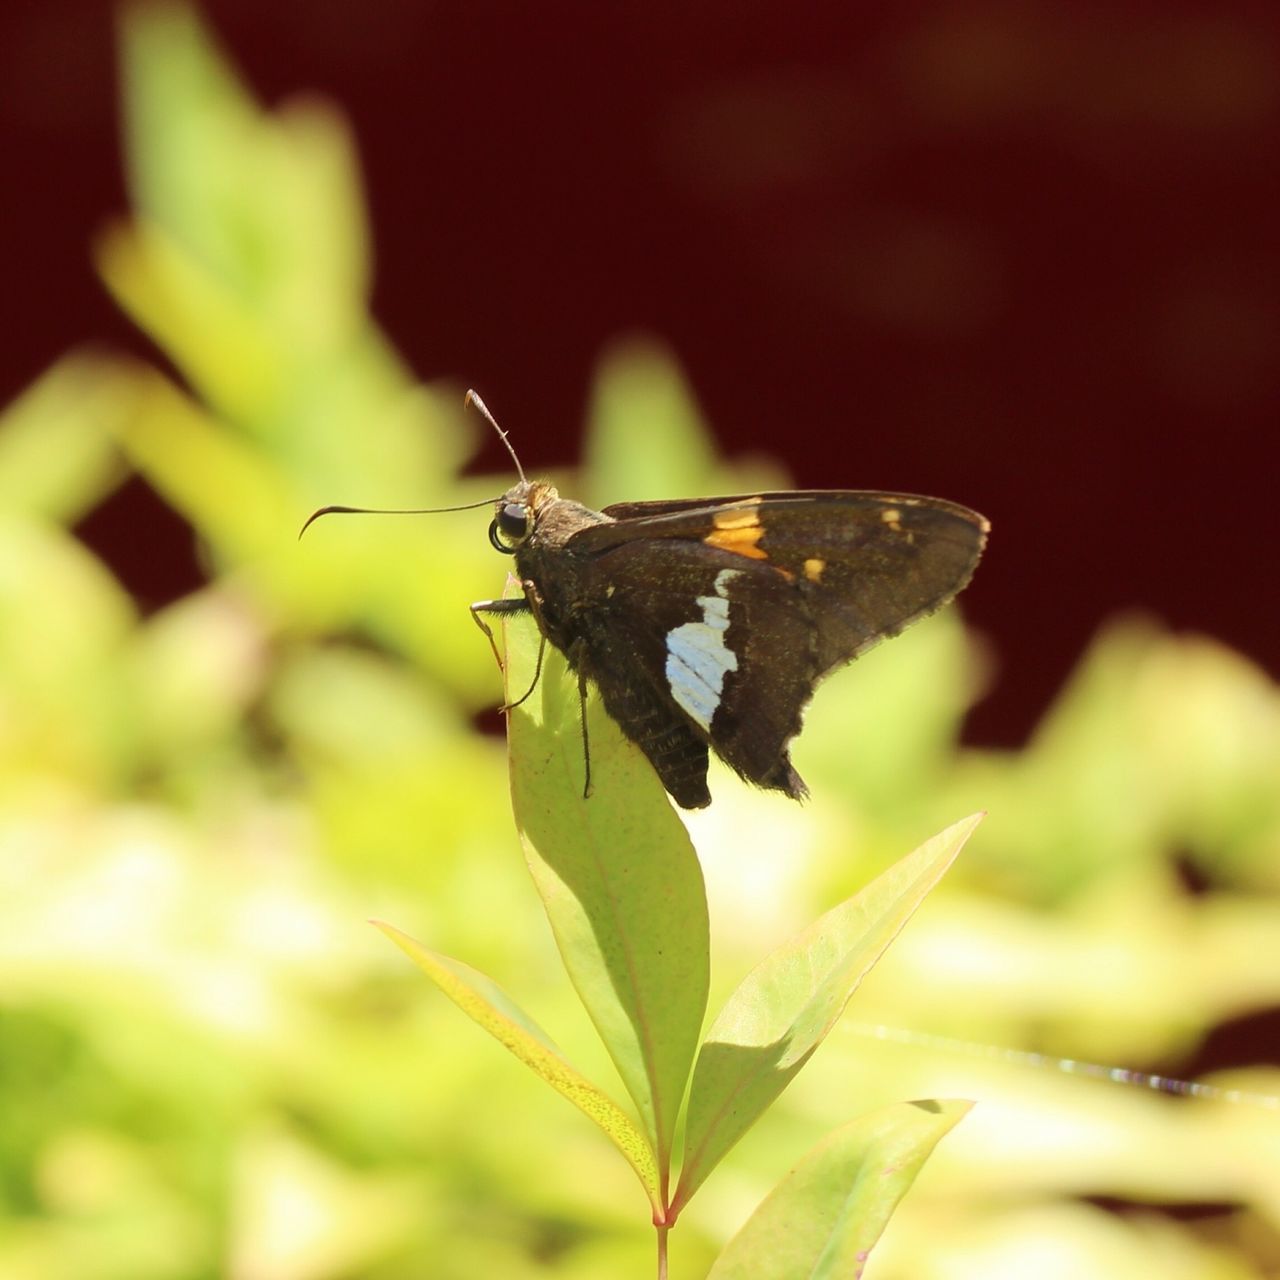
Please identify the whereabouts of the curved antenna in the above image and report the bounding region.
[301,391,522,540]
[299,495,500,540]
[465,389,526,484]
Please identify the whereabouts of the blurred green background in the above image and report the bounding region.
[2,7,1279,1278]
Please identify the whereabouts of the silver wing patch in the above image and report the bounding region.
[664,568,742,731]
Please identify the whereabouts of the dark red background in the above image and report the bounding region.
[5,1,1279,746]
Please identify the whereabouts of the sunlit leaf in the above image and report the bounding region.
[118,2,368,314]
[706,1100,970,1279]
[0,518,136,783]
[502,607,710,1181]
[583,340,719,503]
[583,340,785,507]
[377,922,662,1216]
[109,3,473,492]
[674,813,982,1210]
[103,368,292,566]
[798,611,981,811]
[0,355,132,526]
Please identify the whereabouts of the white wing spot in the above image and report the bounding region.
[665,568,741,731]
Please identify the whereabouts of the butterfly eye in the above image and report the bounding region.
[488,503,529,554]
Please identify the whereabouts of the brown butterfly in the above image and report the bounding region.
[304,393,988,808]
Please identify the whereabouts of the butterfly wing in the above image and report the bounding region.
[565,492,987,805]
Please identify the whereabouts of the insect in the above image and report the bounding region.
[303,392,989,809]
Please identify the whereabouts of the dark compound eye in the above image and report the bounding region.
[488,502,528,553]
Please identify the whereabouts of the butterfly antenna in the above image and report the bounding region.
[298,495,500,540]
[465,389,527,484]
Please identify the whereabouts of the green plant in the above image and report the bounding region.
[383,618,981,1275]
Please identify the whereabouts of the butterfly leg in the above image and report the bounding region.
[470,588,546,711]
[502,631,547,711]
[469,596,530,668]
[571,646,592,800]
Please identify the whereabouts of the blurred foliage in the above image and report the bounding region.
[0,5,1277,1278]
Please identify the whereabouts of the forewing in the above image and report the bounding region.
[580,493,987,676]
[600,493,785,521]
[755,494,986,675]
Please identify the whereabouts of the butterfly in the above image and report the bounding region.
[304,393,988,809]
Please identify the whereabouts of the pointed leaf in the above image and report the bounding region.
[502,610,710,1181]
[0,355,132,525]
[376,922,661,1215]
[584,341,719,502]
[118,3,369,313]
[707,1099,971,1279]
[675,814,982,1210]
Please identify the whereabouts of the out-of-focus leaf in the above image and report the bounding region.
[798,611,982,811]
[96,217,280,435]
[97,371,500,694]
[102,368,293,569]
[583,340,784,505]
[107,4,471,482]
[128,587,269,764]
[0,355,133,526]
[705,1100,970,1279]
[674,814,982,1211]
[0,518,136,786]
[1119,630,1280,886]
[118,3,368,325]
[958,619,1280,901]
[502,606,709,1181]
[268,643,512,883]
[376,923,662,1216]
[584,339,718,502]
[96,218,457,487]
[229,1126,423,1280]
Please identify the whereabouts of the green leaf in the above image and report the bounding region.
[375,922,662,1217]
[0,517,137,784]
[0,354,132,526]
[501,609,710,1187]
[103,370,294,566]
[675,814,982,1211]
[118,3,369,314]
[583,341,788,509]
[109,4,476,486]
[583,340,720,503]
[706,1099,971,1279]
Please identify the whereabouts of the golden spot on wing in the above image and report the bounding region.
[705,499,767,557]
[881,507,902,529]
[803,557,825,582]
[704,523,767,559]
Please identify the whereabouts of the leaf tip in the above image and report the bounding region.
[370,918,409,948]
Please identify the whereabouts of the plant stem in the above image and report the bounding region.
[656,1223,669,1280]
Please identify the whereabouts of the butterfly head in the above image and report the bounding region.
[488,480,559,555]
